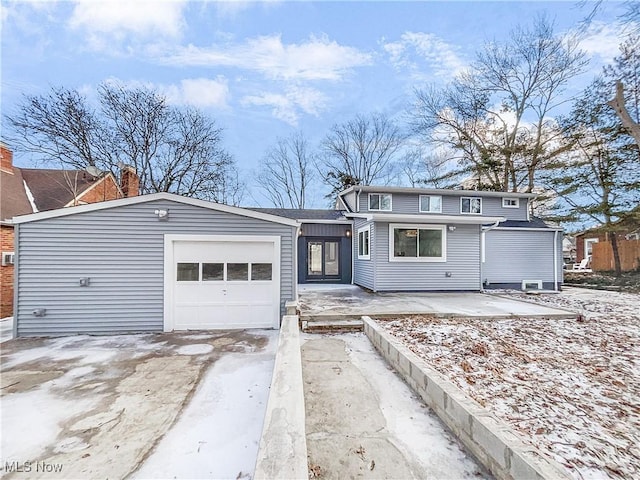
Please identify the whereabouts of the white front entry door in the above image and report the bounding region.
[164,235,280,331]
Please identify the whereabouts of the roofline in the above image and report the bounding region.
[297,219,353,224]
[338,185,536,199]
[12,192,300,227]
[493,226,563,232]
[345,212,507,225]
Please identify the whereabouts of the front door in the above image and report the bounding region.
[307,239,340,280]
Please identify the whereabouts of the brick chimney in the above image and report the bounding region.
[120,165,139,197]
[0,143,13,174]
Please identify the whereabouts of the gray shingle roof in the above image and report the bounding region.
[249,208,346,221]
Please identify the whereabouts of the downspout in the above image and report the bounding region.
[294,223,300,301]
[480,220,502,291]
[553,229,559,292]
[351,224,355,285]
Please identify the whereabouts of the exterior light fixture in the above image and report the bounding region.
[346,229,351,238]
[448,225,456,232]
[155,209,169,221]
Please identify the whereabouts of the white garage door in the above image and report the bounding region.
[164,236,280,330]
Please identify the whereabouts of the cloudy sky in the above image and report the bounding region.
[0,0,628,206]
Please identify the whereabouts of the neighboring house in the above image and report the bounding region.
[10,185,563,337]
[574,208,640,263]
[0,142,139,318]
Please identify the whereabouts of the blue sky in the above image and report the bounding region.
[0,1,628,206]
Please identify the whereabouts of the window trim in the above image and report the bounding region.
[502,197,520,209]
[460,196,482,215]
[388,223,447,263]
[357,225,371,260]
[368,193,392,212]
[419,195,443,213]
[1,251,15,266]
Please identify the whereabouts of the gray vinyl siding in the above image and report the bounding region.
[15,199,296,336]
[484,229,562,286]
[353,218,374,290]
[360,193,528,220]
[373,223,481,291]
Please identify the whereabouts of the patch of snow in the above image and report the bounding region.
[23,179,38,213]
[1,384,100,462]
[176,344,214,355]
[133,337,277,480]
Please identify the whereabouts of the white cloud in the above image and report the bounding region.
[160,34,372,81]
[165,77,230,109]
[382,32,466,79]
[241,85,327,126]
[69,0,186,50]
[578,21,627,65]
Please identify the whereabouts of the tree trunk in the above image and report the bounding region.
[610,232,622,278]
[608,81,640,147]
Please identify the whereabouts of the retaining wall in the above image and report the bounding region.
[363,316,570,480]
[254,315,308,479]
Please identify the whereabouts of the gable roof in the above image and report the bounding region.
[19,169,117,212]
[249,208,348,222]
[0,166,32,222]
[12,192,300,227]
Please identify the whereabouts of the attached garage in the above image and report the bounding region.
[12,193,298,337]
[165,235,281,330]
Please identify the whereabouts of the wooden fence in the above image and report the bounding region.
[592,239,640,272]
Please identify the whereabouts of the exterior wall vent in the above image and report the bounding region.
[1,252,14,266]
[521,279,543,291]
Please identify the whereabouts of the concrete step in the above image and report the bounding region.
[301,319,364,333]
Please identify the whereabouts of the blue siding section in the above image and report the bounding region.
[359,192,528,220]
[15,199,296,336]
[373,222,481,291]
[484,229,562,287]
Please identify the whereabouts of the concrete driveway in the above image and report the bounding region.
[298,285,575,320]
[1,330,277,480]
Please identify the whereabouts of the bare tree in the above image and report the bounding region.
[5,82,244,204]
[411,17,587,192]
[257,132,314,208]
[401,147,459,188]
[319,113,404,197]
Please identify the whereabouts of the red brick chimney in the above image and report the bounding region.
[120,165,140,197]
[0,143,13,174]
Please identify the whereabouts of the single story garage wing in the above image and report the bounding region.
[11,193,298,336]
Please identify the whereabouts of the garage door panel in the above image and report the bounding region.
[168,238,279,331]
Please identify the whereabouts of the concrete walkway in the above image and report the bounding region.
[298,285,574,321]
[301,333,488,479]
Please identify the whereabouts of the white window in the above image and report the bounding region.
[584,238,599,257]
[1,252,15,266]
[358,226,370,260]
[419,195,442,213]
[461,197,482,214]
[369,193,392,211]
[502,197,519,208]
[389,224,446,262]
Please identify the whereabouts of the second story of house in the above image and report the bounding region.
[337,185,534,222]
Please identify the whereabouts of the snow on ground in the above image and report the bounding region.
[0,317,13,343]
[1,330,277,479]
[341,333,488,478]
[379,287,639,480]
[133,344,276,480]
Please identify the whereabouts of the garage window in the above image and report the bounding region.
[251,263,273,281]
[177,263,199,281]
[202,263,224,281]
[227,263,249,281]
